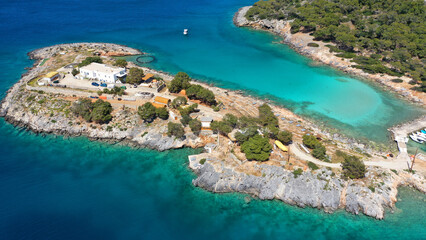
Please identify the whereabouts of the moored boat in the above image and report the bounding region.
[410,134,424,143]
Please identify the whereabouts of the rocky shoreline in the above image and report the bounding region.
[191,159,425,219]
[1,42,425,220]
[0,43,202,152]
[233,6,425,105]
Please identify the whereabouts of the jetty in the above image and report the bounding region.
[390,115,426,164]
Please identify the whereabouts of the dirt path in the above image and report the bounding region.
[290,143,413,170]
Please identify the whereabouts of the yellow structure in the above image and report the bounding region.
[142,73,154,81]
[154,96,171,105]
[43,72,60,81]
[152,102,166,108]
[274,140,288,152]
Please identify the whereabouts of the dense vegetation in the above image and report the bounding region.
[101,86,125,96]
[241,135,272,161]
[71,98,112,124]
[209,104,293,161]
[341,154,366,179]
[189,119,202,135]
[167,122,185,138]
[113,59,128,68]
[126,67,145,84]
[78,56,103,67]
[137,102,169,122]
[303,134,327,161]
[169,72,217,105]
[246,0,425,91]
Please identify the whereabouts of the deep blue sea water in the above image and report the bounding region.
[0,0,425,239]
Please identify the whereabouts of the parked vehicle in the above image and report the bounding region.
[117,98,122,101]
[100,83,107,87]
[91,82,99,86]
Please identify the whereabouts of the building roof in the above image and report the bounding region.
[152,102,166,108]
[200,117,213,122]
[45,72,59,78]
[79,63,124,74]
[142,73,154,81]
[154,96,170,104]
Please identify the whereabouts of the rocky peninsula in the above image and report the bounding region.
[1,42,425,220]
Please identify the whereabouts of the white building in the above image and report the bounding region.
[79,63,126,83]
[201,117,213,129]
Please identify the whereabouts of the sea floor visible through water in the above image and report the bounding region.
[0,0,425,239]
[0,120,425,240]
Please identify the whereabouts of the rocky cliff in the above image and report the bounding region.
[192,159,425,219]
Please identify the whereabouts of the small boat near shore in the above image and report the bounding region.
[183,29,188,35]
[409,131,426,144]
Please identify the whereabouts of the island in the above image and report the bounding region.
[0,42,425,219]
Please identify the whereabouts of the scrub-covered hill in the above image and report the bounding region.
[246,0,425,91]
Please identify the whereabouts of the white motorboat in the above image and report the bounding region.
[410,134,424,143]
[183,29,188,35]
[416,132,426,141]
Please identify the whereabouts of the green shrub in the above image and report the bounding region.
[307,42,319,47]
[303,135,319,149]
[312,145,327,160]
[180,115,192,126]
[391,78,403,83]
[258,104,278,127]
[78,56,102,67]
[293,168,303,178]
[336,52,357,58]
[341,155,366,179]
[71,98,112,124]
[114,59,128,68]
[126,68,144,84]
[189,119,202,135]
[199,158,206,165]
[277,130,293,145]
[307,161,319,170]
[169,72,191,93]
[235,126,258,144]
[171,96,187,108]
[167,122,185,138]
[211,121,232,135]
[241,135,272,161]
[138,102,157,122]
[155,107,169,120]
[72,68,79,76]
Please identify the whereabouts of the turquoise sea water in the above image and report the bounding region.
[0,121,425,240]
[0,0,425,239]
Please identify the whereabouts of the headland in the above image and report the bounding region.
[1,42,425,219]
